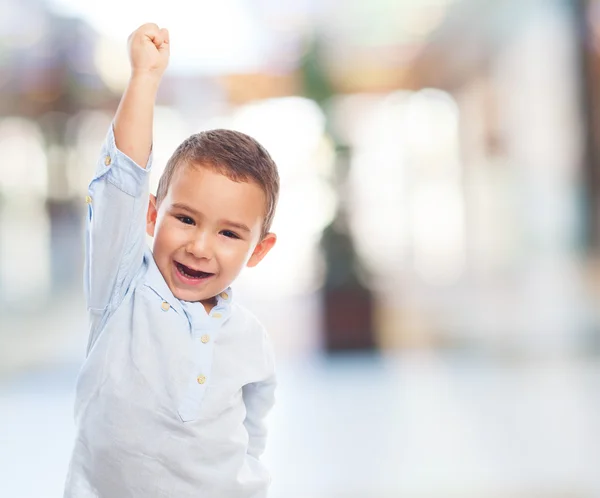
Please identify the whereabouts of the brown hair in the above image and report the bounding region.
[156,129,280,237]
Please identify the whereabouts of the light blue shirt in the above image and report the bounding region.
[64,126,276,498]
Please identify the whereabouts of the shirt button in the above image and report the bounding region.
[212,313,222,319]
[197,375,206,385]
[201,334,210,344]
[220,292,229,300]
[161,301,170,311]
[104,155,112,166]
[85,195,92,204]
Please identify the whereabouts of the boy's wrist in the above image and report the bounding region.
[128,71,163,91]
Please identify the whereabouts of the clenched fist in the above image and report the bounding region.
[127,23,170,79]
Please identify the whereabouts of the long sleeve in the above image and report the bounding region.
[84,124,152,349]
[242,334,277,460]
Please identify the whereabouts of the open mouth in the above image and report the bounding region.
[175,262,214,281]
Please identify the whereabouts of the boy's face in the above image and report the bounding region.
[146,163,276,307]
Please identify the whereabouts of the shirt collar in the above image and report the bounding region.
[142,248,234,320]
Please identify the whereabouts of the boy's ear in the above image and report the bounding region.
[247,233,277,268]
[146,194,158,237]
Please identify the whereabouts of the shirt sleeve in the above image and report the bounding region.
[242,332,277,460]
[84,124,152,333]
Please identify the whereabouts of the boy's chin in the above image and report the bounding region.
[172,288,206,302]
[169,285,217,305]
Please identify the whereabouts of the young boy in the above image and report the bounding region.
[64,23,279,498]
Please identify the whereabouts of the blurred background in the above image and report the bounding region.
[3,0,600,496]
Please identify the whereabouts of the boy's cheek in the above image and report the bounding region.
[155,218,176,238]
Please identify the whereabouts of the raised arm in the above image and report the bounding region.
[84,24,169,348]
[114,23,170,166]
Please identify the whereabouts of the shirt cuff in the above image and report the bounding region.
[92,124,153,197]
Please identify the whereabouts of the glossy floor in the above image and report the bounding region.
[2,350,600,498]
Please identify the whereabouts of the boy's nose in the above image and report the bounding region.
[186,232,214,260]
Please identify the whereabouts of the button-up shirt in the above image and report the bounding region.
[64,126,276,498]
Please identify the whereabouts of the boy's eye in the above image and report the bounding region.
[176,215,195,225]
[221,230,240,239]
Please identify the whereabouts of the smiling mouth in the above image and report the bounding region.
[175,262,214,280]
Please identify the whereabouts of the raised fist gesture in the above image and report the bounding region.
[127,23,170,79]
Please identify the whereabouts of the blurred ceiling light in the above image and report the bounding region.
[50,0,266,74]
[402,88,461,176]
[94,36,130,93]
[231,96,326,174]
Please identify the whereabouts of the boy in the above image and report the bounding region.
[64,23,279,498]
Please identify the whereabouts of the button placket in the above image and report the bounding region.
[177,298,230,422]
[178,316,221,421]
[179,332,213,421]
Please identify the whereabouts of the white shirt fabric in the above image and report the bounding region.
[64,126,276,498]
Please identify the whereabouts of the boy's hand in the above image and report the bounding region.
[127,23,170,80]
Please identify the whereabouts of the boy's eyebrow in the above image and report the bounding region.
[171,202,251,233]
[171,202,199,215]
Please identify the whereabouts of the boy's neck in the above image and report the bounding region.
[201,296,217,314]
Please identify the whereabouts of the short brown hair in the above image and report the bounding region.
[156,129,280,237]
